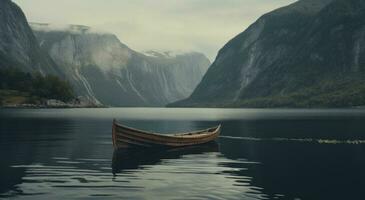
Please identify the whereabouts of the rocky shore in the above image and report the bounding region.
[1,97,105,109]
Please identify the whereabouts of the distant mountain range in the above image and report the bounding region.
[3,0,365,108]
[0,0,210,107]
[171,0,365,108]
[30,23,210,106]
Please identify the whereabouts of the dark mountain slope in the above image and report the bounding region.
[0,0,61,76]
[171,0,365,108]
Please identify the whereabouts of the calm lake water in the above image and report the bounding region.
[1,108,365,200]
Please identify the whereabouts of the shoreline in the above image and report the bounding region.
[2,105,365,109]
[0,104,107,109]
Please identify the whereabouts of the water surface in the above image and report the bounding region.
[1,108,365,199]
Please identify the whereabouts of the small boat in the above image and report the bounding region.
[112,120,221,149]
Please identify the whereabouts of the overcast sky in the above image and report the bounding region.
[14,0,295,60]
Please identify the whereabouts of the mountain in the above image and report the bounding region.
[171,0,365,108]
[0,0,61,75]
[31,23,210,106]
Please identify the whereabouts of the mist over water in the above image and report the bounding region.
[1,108,365,199]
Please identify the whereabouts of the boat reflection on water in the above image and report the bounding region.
[112,142,219,175]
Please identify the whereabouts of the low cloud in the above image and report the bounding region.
[15,0,295,60]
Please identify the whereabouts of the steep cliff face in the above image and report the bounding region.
[172,0,365,108]
[0,0,60,75]
[31,24,210,106]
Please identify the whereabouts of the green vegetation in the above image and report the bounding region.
[232,79,365,108]
[0,68,74,106]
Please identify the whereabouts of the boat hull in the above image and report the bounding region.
[112,120,221,149]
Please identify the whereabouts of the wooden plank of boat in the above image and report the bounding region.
[112,119,221,149]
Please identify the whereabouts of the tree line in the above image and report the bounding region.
[0,68,74,103]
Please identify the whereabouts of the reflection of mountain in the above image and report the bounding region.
[219,118,365,140]
[219,138,365,200]
[0,164,26,196]
[2,111,365,199]
[0,117,76,196]
[112,142,219,174]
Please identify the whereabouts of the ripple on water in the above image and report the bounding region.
[5,153,265,200]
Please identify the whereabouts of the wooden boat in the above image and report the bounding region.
[112,120,221,149]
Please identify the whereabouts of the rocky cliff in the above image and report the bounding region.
[172,0,365,108]
[31,23,210,106]
[0,0,61,75]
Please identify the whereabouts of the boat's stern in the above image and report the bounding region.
[112,119,117,149]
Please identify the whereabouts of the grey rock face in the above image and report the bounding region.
[31,23,210,106]
[0,1,60,75]
[172,0,365,107]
